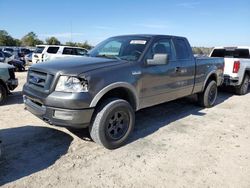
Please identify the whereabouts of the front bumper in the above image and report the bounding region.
[7,79,18,91]
[23,95,94,129]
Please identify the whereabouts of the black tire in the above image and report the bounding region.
[198,80,218,108]
[89,98,135,149]
[235,74,249,95]
[0,84,7,105]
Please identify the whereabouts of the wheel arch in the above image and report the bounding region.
[202,71,218,91]
[90,82,139,110]
[244,69,250,77]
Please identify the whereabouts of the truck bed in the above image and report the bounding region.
[193,57,224,94]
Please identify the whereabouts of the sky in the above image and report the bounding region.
[0,0,250,47]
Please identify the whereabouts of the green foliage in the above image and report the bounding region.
[0,30,19,46]
[192,47,213,55]
[46,37,61,45]
[21,32,43,46]
[65,41,93,50]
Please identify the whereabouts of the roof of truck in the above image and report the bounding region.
[111,34,186,39]
[213,46,250,50]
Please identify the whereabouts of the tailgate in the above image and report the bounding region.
[224,58,240,77]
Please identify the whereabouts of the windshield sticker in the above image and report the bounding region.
[130,40,147,45]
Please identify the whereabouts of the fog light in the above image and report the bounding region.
[54,110,73,120]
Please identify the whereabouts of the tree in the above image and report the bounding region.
[0,30,17,46]
[65,41,93,50]
[46,37,61,45]
[21,32,43,46]
[192,47,213,55]
[14,39,22,46]
[79,41,92,50]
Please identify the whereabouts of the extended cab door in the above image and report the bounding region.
[140,37,184,108]
[172,37,196,96]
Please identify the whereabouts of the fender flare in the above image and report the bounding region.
[89,82,139,110]
[202,70,217,91]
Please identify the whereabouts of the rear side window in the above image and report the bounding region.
[4,52,11,58]
[62,48,75,55]
[4,48,14,53]
[35,47,45,54]
[211,49,250,59]
[0,52,3,58]
[174,39,190,59]
[76,48,87,56]
[47,47,59,54]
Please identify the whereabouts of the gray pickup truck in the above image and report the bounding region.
[23,35,224,149]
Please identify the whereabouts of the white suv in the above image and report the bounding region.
[32,45,88,64]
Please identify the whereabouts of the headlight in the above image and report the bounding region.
[55,76,88,92]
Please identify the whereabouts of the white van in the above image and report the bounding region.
[32,45,88,64]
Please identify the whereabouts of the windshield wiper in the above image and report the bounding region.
[95,54,121,60]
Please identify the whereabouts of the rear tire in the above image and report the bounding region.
[235,74,249,95]
[198,80,218,108]
[89,98,135,149]
[0,84,7,105]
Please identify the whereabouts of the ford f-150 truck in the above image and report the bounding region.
[23,35,224,149]
[210,47,250,95]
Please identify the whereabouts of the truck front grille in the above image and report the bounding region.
[28,70,54,92]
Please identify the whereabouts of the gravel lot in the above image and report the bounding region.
[0,72,250,188]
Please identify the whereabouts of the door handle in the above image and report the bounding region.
[175,67,181,72]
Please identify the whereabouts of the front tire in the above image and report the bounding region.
[89,98,135,149]
[198,80,218,108]
[235,74,249,95]
[0,84,7,105]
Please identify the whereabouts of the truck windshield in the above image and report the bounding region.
[211,49,250,59]
[88,36,150,61]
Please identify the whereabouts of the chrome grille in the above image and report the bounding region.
[28,70,54,92]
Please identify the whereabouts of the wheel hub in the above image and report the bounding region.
[106,111,129,140]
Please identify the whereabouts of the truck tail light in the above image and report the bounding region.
[233,61,240,73]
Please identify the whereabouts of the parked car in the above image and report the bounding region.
[0,63,18,104]
[0,51,5,63]
[32,45,88,64]
[8,59,25,72]
[18,48,32,63]
[0,50,25,71]
[2,51,15,63]
[24,52,33,66]
[210,47,250,95]
[2,47,14,54]
[23,35,224,149]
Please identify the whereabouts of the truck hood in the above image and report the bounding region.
[30,56,126,75]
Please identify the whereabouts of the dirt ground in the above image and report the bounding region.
[0,71,250,188]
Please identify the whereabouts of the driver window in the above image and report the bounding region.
[146,39,174,60]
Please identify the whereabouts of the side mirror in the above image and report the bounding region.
[147,54,168,65]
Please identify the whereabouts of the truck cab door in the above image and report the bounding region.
[172,38,196,96]
[140,37,184,108]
